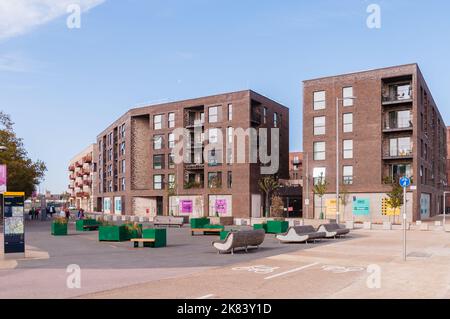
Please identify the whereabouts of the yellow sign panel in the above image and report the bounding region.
[326,199,337,218]
[382,198,400,216]
[4,192,25,196]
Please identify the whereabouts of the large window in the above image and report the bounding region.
[313,167,326,185]
[263,107,268,124]
[389,137,412,157]
[313,142,326,161]
[168,153,175,169]
[314,116,326,135]
[168,174,175,189]
[343,113,353,133]
[208,128,219,144]
[390,164,412,181]
[168,112,175,128]
[168,133,175,149]
[343,166,353,185]
[387,110,412,129]
[153,175,163,190]
[208,172,222,188]
[120,124,126,139]
[121,159,126,174]
[154,114,163,130]
[153,154,165,170]
[120,141,125,156]
[274,112,279,127]
[208,149,222,166]
[313,91,326,110]
[228,104,233,121]
[343,87,354,106]
[209,106,218,123]
[343,140,353,159]
[227,171,232,188]
[121,178,126,191]
[153,135,163,150]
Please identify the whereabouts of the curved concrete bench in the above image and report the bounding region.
[213,229,265,254]
[317,223,350,238]
[276,225,326,243]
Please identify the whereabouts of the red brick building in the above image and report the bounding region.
[302,64,447,222]
[94,90,289,220]
[288,152,303,186]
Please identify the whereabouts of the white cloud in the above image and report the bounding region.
[0,0,105,40]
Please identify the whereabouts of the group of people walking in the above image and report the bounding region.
[28,206,86,221]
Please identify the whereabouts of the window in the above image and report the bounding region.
[388,110,412,129]
[168,112,175,128]
[153,175,163,190]
[120,124,126,139]
[228,104,233,121]
[343,166,353,185]
[208,172,222,188]
[209,106,218,123]
[168,153,175,169]
[108,181,113,192]
[208,149,222,166]
[208,128,219,144]
[313,142,326,161]
[389,137,412,157]
[108,132,113,146]
[121,178,126,191]
[274,112,279,127]
[153,155,165,169]
[343,140,353,159]
[263,107,268,124]
[314,116,326,135]
[313,167,326,185]
[227,127,233,145]
[313,91,326,110]
[154,115,163,130]
[108,149,112,161]
[168,133,175,149]
[343,87,354,106]
[121,159,126,174]
[108,164,112,177]
[120,142,125,156]
[397,84,411,100]
[343,113,353,133]
[391,164,412,181]
[227,171,232,188]
[153,135,163,150]
[168,174,175,189]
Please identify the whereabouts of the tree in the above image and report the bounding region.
[313,174,328,220]
[340,183,350,221]
[270,195,284,219]
[258,176,280,217]
[386,180,403,224]
[0,111,47,197]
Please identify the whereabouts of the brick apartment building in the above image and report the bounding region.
[303,64,447,222]
[68,144,97,211]
[446,127,450,213]
[94,90,289,219]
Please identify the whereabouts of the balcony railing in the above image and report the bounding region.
[383,149,413,160]
[68,165,75,171]
[185,163,204,170]
[383,122,413,132]
[83,155,92,163]
[185,119,205,128]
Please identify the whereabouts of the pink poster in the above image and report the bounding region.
[0,165,7,193]
[180,200,193,213]
[215,199,227,214]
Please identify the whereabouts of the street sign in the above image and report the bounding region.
[399,177,411,188]
[3,192,25,255]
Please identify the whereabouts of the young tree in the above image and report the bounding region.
[340,183,350,221]
[386,181,404,224]
[258,176,280,217]
[313,174,328,220]
[270,195,285,219]
[0,111,47,197]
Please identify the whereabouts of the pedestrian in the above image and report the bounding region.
[65,209,71,221]
[29,207,35,220]
[34,208,40,220]
[80,209,85,220]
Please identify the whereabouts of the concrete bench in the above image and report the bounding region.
[191,228,223,236]
[213,229,265,254]
[131,238,155,248]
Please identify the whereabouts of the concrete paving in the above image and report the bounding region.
[1,220,450,299]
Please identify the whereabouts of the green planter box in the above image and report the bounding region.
[99,225,128,242]
[51,222,68,236]
[190,218,210,229]
[266,220,289,234]
[253,224,268,232]
[220,230,230,240]
[142,228,167,248]
[76,219,99,232]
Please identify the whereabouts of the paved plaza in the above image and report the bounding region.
[1,220,449,299]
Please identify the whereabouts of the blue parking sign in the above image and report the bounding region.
[399,177,411,188]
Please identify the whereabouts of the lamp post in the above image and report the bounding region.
[335,96,356,224]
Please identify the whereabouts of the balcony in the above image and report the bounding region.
[185,163,204,170]
[76,192,90,198]
[382,83,413,105]
[383,123,413,133]
[68,165,75,171]
[83,155,92,163]
[83,180,92,186]
[76,171,84,177]
[75,161,83,168]
[185,119,205,128]
[69,174,76,180]
[251,112,261,125]
[383,149,413,160]
[82,168,91,175]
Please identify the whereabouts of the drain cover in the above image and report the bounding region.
[407,252,432,258]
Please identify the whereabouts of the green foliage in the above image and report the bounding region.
[53,216,68,225]
[270,195,284,218]
[0,112,47,197]
[313,176,328,220]
[258,176,280,217]
[386,180,404,210]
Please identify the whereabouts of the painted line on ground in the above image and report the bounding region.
[197,294,215,299]
[264,263,319,280]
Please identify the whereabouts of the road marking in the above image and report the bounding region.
[197,294,215,299]
[232,265,280,274]
[264,263,319,280]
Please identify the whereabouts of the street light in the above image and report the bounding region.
[336,96,356,224]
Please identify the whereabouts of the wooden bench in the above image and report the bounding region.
[83,225,99,231]
[191,228,222,236]
[130,238,156,248]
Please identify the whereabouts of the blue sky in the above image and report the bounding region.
[1,0,450,193]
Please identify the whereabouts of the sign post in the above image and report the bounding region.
[3,192,26,258]
[399,177,410,261]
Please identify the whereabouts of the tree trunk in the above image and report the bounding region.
[265,194,270,218]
